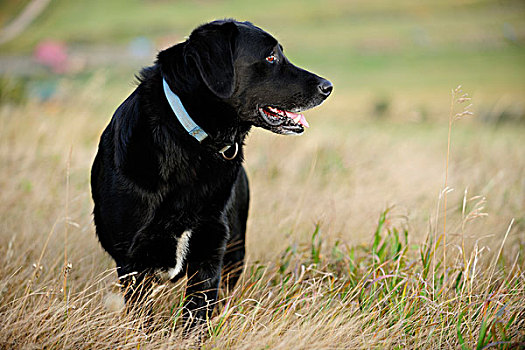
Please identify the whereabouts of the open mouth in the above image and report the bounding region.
[258,106,309,134]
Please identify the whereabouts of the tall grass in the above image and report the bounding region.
[0,78,523,348]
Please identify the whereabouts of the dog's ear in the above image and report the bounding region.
[185,21,238,99]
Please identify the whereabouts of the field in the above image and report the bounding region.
[1,0,524,348]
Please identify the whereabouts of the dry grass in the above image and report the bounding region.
[0,76,524,349]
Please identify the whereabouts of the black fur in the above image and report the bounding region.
[91,19,332,328]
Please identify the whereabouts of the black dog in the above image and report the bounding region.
[91,19,332,328]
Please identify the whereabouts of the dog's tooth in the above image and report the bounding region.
[286,111,296,119]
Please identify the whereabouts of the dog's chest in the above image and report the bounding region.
[155,229,192,280]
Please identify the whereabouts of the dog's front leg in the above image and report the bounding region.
[182,220,228,330]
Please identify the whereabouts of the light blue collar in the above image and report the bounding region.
[162,78,208,142]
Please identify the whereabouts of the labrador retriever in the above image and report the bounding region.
[91,19,332,328]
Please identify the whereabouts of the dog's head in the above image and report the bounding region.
[161,20,332,136]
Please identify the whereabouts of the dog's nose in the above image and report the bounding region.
[318,79,333,98]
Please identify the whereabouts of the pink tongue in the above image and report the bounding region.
[285,110,309,128]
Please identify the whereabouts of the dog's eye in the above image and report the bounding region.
[265,55,277,63]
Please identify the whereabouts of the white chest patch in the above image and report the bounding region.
[163,230,192,280]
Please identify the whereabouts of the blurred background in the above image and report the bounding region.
[1,0,524,260]
[2,0,524,120]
